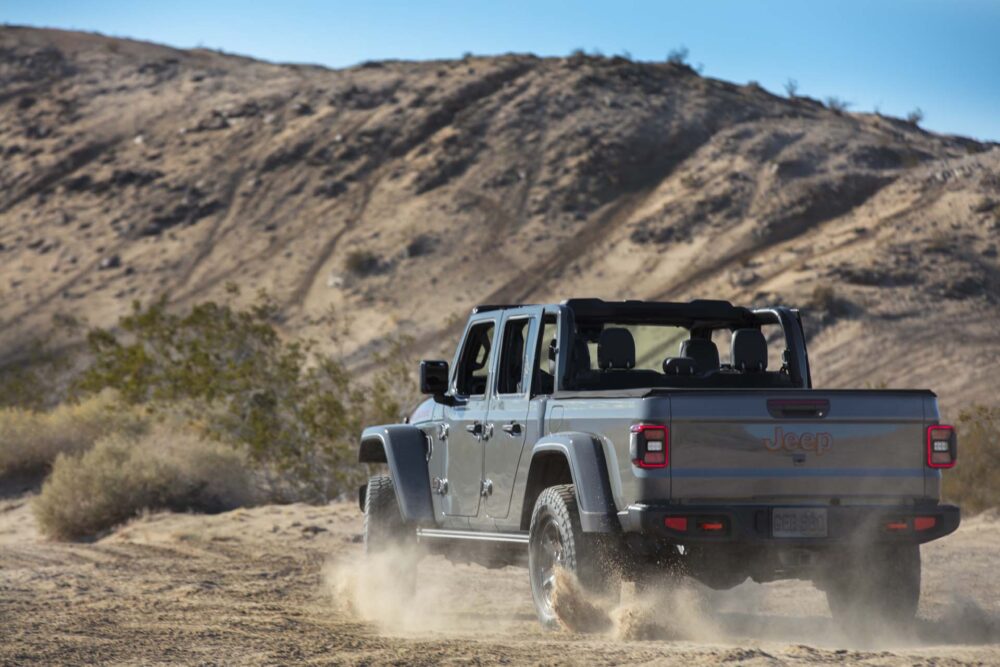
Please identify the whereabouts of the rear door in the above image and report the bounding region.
[669,391,931,502]
[483,309,540,520]
[442,317,496,517]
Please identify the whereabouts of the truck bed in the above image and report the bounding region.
[546,388,940,507]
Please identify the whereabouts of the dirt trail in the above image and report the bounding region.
[1,496,999,665]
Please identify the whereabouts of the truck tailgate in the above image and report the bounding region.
[668,391,932,503]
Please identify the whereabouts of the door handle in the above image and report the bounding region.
[501,422,523,436]
[466,422,483,440]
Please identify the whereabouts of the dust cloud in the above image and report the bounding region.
[328,541,1000,649]
[324,543,531,636]
[550,565,1000,649]
[318,510,1000,661]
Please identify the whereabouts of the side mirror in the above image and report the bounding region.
[419,360,450,402]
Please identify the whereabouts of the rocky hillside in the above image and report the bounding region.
[1,26,998,412]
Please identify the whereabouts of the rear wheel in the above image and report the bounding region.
[824,544,920,636]
[528,484,619,629]
[363,475,418,595]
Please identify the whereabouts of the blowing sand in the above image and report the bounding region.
[2,493,999,665]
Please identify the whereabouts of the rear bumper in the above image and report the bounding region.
[620,502,960,546]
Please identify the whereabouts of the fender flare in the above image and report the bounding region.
[528,432,617,532]
[358,424,435,524]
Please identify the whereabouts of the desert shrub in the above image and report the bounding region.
[943,405,1000,514]
[806,285,851,320]
[34,423,256,540]
[0,314,82,409]
[906,107,924,126]
[784,78,798,98]
[76,293,412,502]
[0,392,148,475]
[344,249,381,276]
[666,46,689,66]
[825,96,851,113]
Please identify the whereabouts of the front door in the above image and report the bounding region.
[484,313,536,519]
[443,319,495,517]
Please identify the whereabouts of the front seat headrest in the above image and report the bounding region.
[547,338,557,375]
[679,338,720,373]
[731,329,768,372]
[597,328,635,370]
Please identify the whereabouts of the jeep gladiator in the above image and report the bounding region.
[358,298,959,629]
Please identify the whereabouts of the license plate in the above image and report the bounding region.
[772,508,828,538]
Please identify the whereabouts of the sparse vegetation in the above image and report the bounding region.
[943,405,1000,514]
[784,79,798,98]
[76,292,413,502]
[926,229,954,253]
[825,96,851,113]
[0,314,82,409]
[806,285,849,319]
[666,46,689,66]
[0,392,147,475]
[907,107,925,126]
[345,249,381,276]
[34,423,256,540]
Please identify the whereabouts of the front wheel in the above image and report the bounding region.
[528,484,618,629]
[823,544,920,636]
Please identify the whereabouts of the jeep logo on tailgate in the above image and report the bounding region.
[763,427,832,456]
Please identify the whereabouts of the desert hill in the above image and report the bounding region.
[1,26,998,412]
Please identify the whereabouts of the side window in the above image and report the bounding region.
[497,318,532,395]
[532,315,558,396]
[456,321,495,396]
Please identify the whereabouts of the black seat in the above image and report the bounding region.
[597,328,635,370]
[731,329,768,372]
[679,338,720,374]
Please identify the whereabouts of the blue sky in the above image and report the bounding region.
[4,1,999,140]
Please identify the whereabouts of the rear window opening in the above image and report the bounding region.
[566,320,795,391]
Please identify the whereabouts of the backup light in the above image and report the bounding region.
[630,424,669,468]
[927,425,957,468]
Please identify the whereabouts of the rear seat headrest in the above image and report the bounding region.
[679,338,720,373]
[663,357,697,375]
[597,328,635,370]
[731,329,768,372]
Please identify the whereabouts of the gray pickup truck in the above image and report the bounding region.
[358,298,959,629]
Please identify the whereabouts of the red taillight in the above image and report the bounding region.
[630,424,669,468]
[927,425,957,468]
[885,520,909,531]
[699,521,724,532]
[915,516,937,531]
[664,517,688,532]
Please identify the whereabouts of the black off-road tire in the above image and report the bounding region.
[824,544,921,637]
[363,475,419,594]
[528,484,619,629]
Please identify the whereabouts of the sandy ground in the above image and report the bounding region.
[1,494,999,666]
